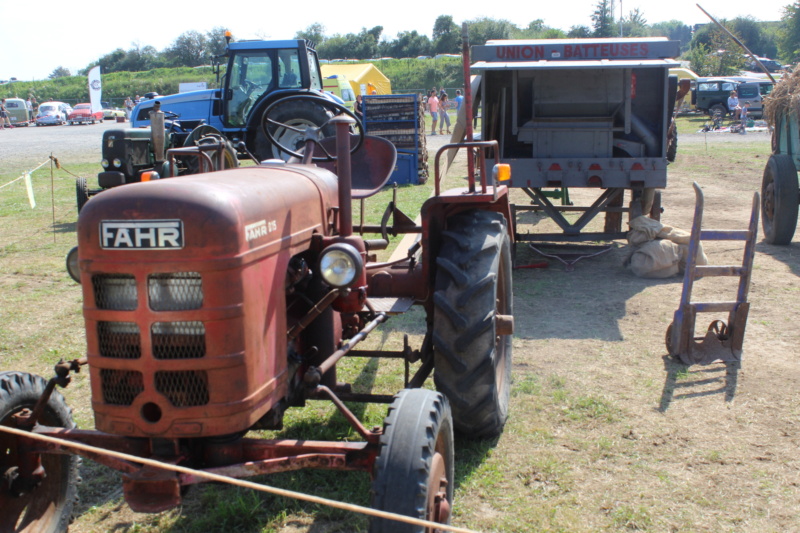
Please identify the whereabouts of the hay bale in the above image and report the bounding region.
[764,68,800,127]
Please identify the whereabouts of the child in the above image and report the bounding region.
[740,101,750,134]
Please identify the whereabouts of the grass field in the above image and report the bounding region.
[2,118,799,532]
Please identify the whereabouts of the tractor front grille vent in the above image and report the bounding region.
[100,369,144,405]
[93,274,137,310]
[155,371,209,407]
[148,273,203,311]
[152,322,206,359]
[98,322,141,359]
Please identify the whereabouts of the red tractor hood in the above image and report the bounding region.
[77,164,339,264]
[75,163,340,438]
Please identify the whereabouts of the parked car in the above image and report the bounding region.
[67,103,103,125]
[35,101,72,126]
[745,56,783,73]
[691,77,739,116]
[3,97,31,126]
[735,80,774,118]
[102,107,126,120]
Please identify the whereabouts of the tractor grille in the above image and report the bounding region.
[100,369,144,405]
[93,274,137,310]
[155,371,209,407]
[98,322,141,359]
[152,322,205,359]
[148,273,203,311]
[93,272,209,411]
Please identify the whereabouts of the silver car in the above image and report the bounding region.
[35,101,72,126]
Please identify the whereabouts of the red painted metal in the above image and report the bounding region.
[77,164,341,438]
[32,80,515,521]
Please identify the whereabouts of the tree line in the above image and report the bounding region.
[35,2,800,84]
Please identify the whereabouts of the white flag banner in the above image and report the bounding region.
[88,66,102,114]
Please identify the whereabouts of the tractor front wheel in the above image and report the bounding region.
[433,210,513,438]
[76,177,88,213]
[761,153,799,245]
[370,389,454,532]
[0,371,80,533]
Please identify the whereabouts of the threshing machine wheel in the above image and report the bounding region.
[0,371,80,533]
[75,177,89,214]
[259,94,363,162]
[369,388,454,532]
[432,210,513,438]
[761,153,799,245]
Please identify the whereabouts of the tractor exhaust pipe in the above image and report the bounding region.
[332,115,356,237]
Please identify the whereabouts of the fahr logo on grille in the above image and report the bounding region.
[100,220,184,250]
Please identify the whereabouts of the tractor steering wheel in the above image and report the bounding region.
[260,94,364,161]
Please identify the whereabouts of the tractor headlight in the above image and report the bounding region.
[101,159,109,168]
[113,158,122,168]
[319,243,362,288]
[66,246,80,284]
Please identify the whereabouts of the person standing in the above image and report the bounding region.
[124,96,134,119]
[427,90,439,135]
[0,99,12,129]
[25,98,33,123]
[354,94,364,122]
[454,89,464,112]
[439,91,451,135]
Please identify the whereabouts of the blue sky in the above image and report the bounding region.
[0,0,790,81]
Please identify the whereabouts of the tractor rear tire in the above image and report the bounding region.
[0,371,80,533]
[369,389,454,533]
[76,177,88,213]
[254,99,335,162]
[433,210,513,438]
[761,154,799,245]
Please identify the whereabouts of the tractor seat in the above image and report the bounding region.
[312,134,397,199]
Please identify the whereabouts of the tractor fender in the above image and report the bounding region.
[418,188,514,300]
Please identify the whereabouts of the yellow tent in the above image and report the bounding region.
[669,67,699,81]
[320,63,392,95]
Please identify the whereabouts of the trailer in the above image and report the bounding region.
[470,37,681,242]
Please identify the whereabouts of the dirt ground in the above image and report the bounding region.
[1,124,799,532]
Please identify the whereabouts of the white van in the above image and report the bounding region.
[736,80,773,118]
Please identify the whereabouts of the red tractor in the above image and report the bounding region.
[1,93,514,531]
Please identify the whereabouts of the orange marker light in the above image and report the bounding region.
[493,164,511,182]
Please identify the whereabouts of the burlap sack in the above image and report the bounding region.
[626,216,707,278]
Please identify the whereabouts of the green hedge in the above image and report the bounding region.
[0,58,467,106]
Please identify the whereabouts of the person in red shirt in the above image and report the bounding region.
[427,90,439,135]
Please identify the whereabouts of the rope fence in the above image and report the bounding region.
[0,424,480,533]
